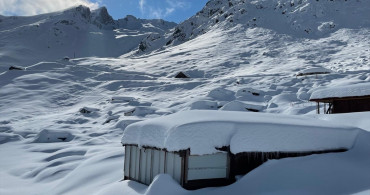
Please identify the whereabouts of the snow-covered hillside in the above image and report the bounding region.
[1,0,370,194]
[0,5,176,68]
[139,0,370,52]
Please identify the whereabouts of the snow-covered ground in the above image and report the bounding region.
[1,0,370,194]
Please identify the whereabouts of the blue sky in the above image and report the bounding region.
[0,0,208,23]
[96,0,208,23]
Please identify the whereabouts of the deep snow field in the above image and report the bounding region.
[1,0,370,194]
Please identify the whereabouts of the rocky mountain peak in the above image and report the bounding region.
[138,0,370,53]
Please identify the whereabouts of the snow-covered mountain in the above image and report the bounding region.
[139,0,370,52]
[0,5,176,67]
[1,0,370,195]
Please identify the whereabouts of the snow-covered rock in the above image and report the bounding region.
[33,129,75,143]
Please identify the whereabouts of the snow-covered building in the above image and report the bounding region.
[296,67,331,77]
[121,111,358,189]
[310,83,370,114]
[175,72,190,78]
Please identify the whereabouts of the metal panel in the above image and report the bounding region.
[159,150,165,174]
[145,149,152,184]
[165,152,175,177]
[140,149,147,184]
[173,154,182,183]
[129,146,137,179]
[152,150,160,180]
[188,153,227,168]
[135,146,140,180]
[187,153,228,181]
[124,146,130,177]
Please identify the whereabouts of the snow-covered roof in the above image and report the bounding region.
[310,83,370,100]
[297,67,331,76]
[121,110,358,155]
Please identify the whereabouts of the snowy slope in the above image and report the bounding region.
[139,0,370,52]
[1,0,370,194]
[0,5,176,68]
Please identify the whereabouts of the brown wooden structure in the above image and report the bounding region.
[310,95,370,114]
[175,72,190,78]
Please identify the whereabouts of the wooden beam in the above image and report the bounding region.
[317,102,320,114]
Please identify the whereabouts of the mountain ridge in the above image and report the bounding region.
[0,5,176,67]
[138,0,370,53]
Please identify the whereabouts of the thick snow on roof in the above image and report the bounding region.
[297,67,331,75]
[121,110,358,155]
[310,83,370,100]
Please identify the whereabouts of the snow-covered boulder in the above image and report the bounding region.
[297,67,332,76]
[207,88,235,101]
[190,100,219,110]
[220,101,248,111]
[33,130,74,143]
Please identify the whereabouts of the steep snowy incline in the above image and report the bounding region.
[0,5,176,68]
[139,0,370,53]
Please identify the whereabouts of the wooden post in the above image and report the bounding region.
[324,103,326,114]
[317,102,320,114]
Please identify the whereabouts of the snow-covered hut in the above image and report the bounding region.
[175,72,190,78]
[296,67,331,77]
[121,110,358,189]
[310,83,370,114]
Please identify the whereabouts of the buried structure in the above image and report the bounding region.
[310,83,370,114]
[121,110,358,189]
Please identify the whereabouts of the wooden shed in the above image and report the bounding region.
[310,83,370,114]
[296,67,331,77]
[175,72,190,78]
[121,111,358,189]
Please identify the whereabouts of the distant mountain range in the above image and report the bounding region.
[0,5,176,67]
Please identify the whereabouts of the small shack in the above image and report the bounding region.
[310,83,370,114]
[121,111,357,189]
[175,72,190,78]
[296,67,331,77]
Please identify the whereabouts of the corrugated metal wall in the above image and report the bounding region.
[124,145,182,185]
